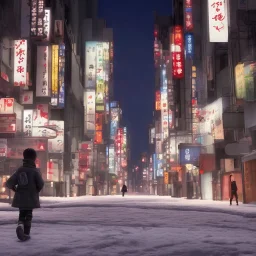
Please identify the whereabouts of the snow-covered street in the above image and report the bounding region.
[0,196,256,256]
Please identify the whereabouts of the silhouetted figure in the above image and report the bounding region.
[230,175,238,206]
[6,148,44,241]
[121,185,127,197]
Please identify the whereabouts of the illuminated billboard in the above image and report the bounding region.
[110,108,119,140]
[161,88,168,140]
[109,145,115,174]
[84,91,95,134]
[14,40,27,86]
[85,41,97,89]
[30,0,45,38]
[155,91,161,110]
[36,46,49,96]
[208,0,228,42]
[96,42,104,107]
[32,104,49,136]
[171,26,184,79]
[103,42,110,108]
[58,44,65,108]
[23,109,33,137]
[235,63,245,99]
[185,0,193,31]
[43,8,51,41]
[185,33,194,59]
[51,45,59,105]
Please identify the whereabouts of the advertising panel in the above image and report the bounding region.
[171,26,184,79]
[103,42,110,105]
[109,145,115,174]
[179,145,201,165]
[185,0,193,31]
[96,43,105,107]
[110,108,119,140]
[30,0,45,38]
[48,120,64,153]
[43,8,51,41]
[58,44,65,108]
[244,62,256,101]
[21,91,33,104]
[0,98,14,114]
[0,114,16,133]
[51,45,59,106]
[23,109,33,137]
[84,91,95,134]
[0,139,7,157]
[14,40,27,86]
[199,98,224,140]
[155,90,161,110]
[85,41,97,89]
[235,63,245,99]
[185,33,194,59]
[208,0,228,42]
[36,46,49,96]
[95,113,103,131]
[32,104,49,128]
[161,88,168,140]
[164,172,169,184]
[156,154,164,177]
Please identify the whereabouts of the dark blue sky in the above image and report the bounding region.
[98,0,172,164]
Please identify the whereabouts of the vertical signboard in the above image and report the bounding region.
[110,108,119,140]
[58,44,65,108]
[155,90,161,110]
[185,33,194,59]
[96,42,104,107]
[109,145,115,174]
[171,26,184,79]
[208,0,228,42]
[43,8,51,41]
[36,46,49,97]
[84,91,95,134]
[235,63,245,99]
[30,0,45,38]
[103,42,110,108]
[32,104,49,127]
[85,41,97,89]
[185,0,193,31]
[23,109,33,136]
[14,40,27,86]
[51,45,59,106]
[48,120,64,153]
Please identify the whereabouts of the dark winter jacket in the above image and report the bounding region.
[231,181,237,192]
[6,159,44,209]
[121,185,127,193]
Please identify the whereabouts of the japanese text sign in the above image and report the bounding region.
[185,0,193,31]
[14,40,27,86]
[30,0,45,38]
[208,0,228,42]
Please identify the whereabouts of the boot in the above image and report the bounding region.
[24,220,31,236]
[16,221,25,241]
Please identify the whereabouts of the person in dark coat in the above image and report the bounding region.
[230,175,238,206]
[121,184,127,197]
[6,148,44,241]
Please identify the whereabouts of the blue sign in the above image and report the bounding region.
[179,146,200,165]
[185,33,194,59]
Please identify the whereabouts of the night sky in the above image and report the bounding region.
[98,0,172,164]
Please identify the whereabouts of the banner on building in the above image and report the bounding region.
[185,33,194,59]
[36,46,49,96]
[208,0,228,42]
[161,88,168,140]
[96,42,105,107]
[85,41,97,89]
[235,63,245,99]
[155,90,161,110]
[185,0,193,31]
[110,108,119,140]
[14,40,27,86]
[58,44,65,108]
[171,26,184,79]
[51,45,59,105]
[48,120,64,153]
[84,91,95,134]
[109,145,115,174]
[30,0,45,38]
[164,172,169,184]
[43,8,51,41]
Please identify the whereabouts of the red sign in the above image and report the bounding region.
[0,114,16,133]
[185,0,193,31]
[172,26,184,79]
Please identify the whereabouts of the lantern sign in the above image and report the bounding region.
[208,0,228,42]
[185,0,193,31]
[14,40,27,86]
[30,0,45,38]
[185,33,194,59]
[171,26,184,79]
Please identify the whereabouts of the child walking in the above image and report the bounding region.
[6,148,44,241]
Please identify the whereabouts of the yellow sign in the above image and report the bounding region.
[51,45,59,105]
[164,172,169,184]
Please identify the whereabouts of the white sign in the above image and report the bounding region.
[21,91,33,104]
[84,91,95,133]
[36,46,50,96]
[23,109,33,137]
[43,8,51,41]
[208,0,228,42]
[109,146,115,174]
[85,41,97,89]
[48,120,64,153]
[32,104,49,129]
[14,40,27,86]
[161,89,168,140]
[0,98,14,114]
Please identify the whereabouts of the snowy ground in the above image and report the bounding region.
[0,196,256,256]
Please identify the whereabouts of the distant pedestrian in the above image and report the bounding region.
[6,148,44,241]
[230,175,238,206]
[121,184,128,197]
